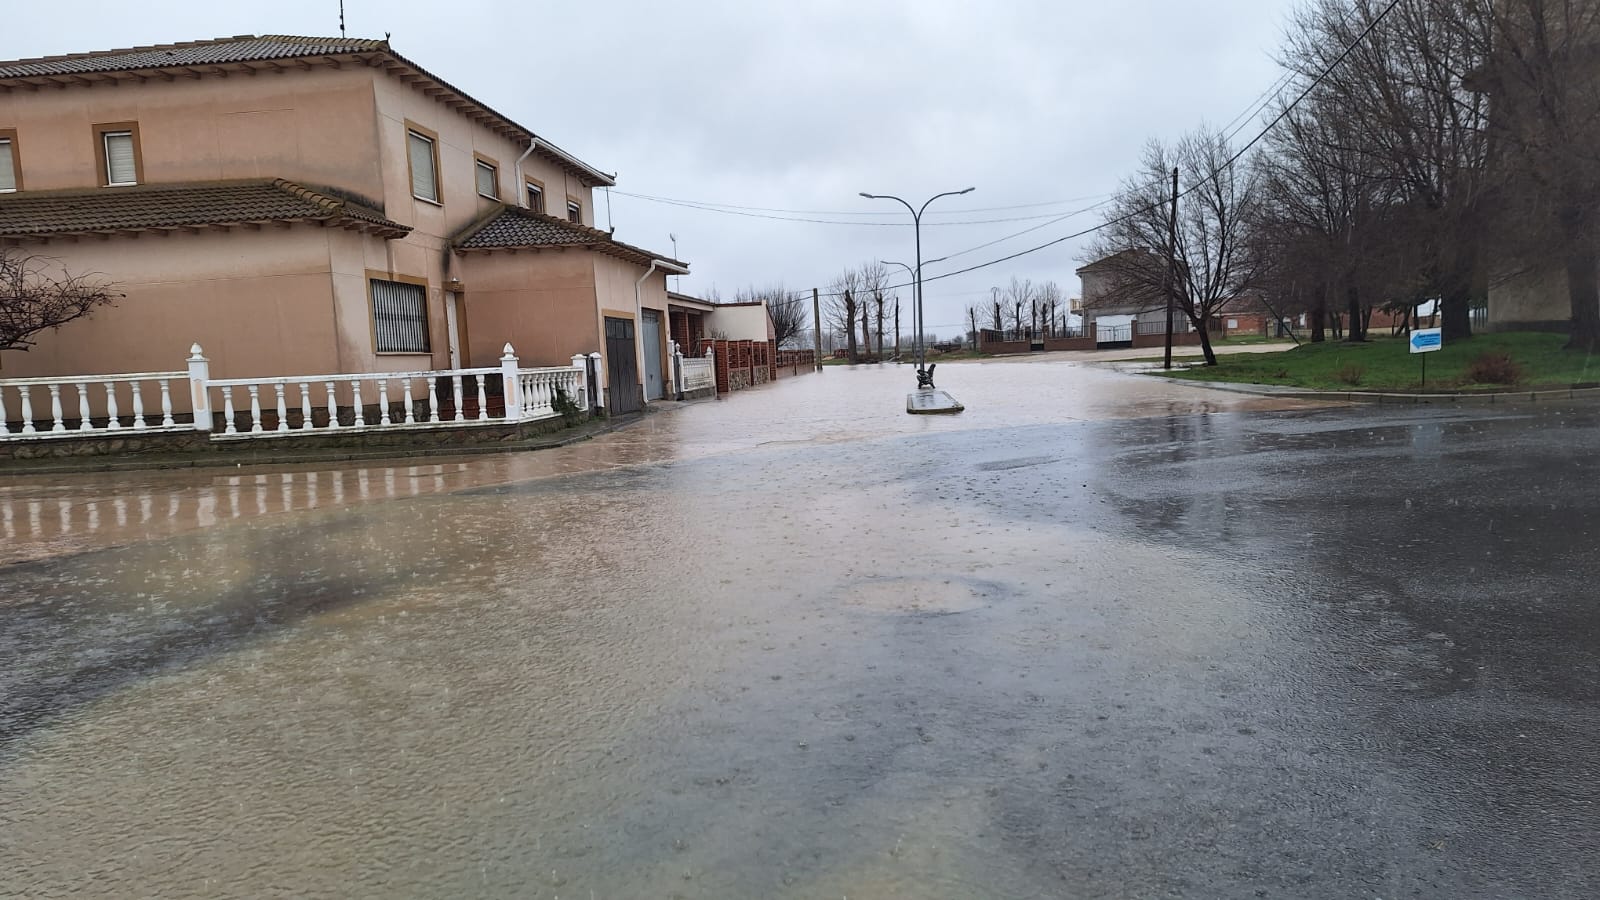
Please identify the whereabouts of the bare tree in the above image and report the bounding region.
[858,262,891,361]
[1038,280,1063,336]
[1088,128,1263,365]
[825,269,863,362]
[0,251,120,352]
[1460,0,1600,348]
[735,284,807,349]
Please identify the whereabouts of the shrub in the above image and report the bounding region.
[1334,363,1366,386]
[1465,351,1523,385]
[552,386,586,426]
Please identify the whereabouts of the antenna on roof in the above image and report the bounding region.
[339,1,346,37]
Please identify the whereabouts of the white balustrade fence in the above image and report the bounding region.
[680,356,715,393]
[0,343,592,443]
[0,371,188,440]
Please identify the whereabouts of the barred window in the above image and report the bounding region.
[371,279,430,353]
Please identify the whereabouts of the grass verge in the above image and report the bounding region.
[1159,332,1600,392]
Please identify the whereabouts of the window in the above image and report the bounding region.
[370,278,431,353]
[567,200,582,224]
[526,182,544,213]
[475,159,498,200]
[0,131,17,193]
[94,123,141,187]
[407,128,439,203]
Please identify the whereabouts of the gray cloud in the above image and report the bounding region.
[3,0,1292,335]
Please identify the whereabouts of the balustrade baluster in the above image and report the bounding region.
[50,384,67,432]
[223,387,238,435]
[0,386,9,436]
[452,376,464,422]
[427,378,441,424]
[247,384,264,433]
[325,382,339,428]
[19,386,35,434]
[402,378,415,424]
[274,382,289,432]
[476,374,488,421]
[75,382,91,431]
[159,379,175,427]
[104,382,121,430]
[300,383,313,430]
[131,381,146,429]
[351,381,365,427]
[377,379,391,426]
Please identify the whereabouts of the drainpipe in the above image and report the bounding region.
[635,258,690,400]
[512,139,536,208]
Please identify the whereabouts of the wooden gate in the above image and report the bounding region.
[604,316,643,414]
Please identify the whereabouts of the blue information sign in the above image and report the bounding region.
[1409,328,1443,354]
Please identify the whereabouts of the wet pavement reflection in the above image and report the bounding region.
[2,360,1596,898]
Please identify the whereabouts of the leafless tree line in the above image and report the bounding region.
[824,262,902,362]
[1085,0,1600,359]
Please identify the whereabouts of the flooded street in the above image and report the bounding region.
[3,361,1598,898]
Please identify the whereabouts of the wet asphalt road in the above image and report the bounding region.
[1,362,1597,898]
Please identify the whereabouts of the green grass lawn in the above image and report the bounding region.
[1160,332,1600,391]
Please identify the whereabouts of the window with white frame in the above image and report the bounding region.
[0,136,16,193]
[103,130,137,186]
[370,279,431,353]
[475,160,498,199]
[526,182,544,213]
[407,130,439,203]
[567,200,582,224]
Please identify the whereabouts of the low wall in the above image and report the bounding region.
[978,338,1031,355]
[0,414,586,462]
[1131,330,1204,349]
[1043,336,1095,351]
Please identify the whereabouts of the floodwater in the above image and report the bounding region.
[2,360,1597,898]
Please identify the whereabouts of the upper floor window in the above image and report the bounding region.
[406,126,440,204]
[94,123,141,187]
[474,158,498,200]
[567,200,582,224]
[0,131,18,193]
[526,182,545,214]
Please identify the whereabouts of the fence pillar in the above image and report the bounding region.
[588,351,605,413]
[501,343,522,421]
[671,341,686,400]
[571,354,591,410]
[187,343,213,431]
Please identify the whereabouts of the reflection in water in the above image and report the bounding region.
[23,365,1582,897]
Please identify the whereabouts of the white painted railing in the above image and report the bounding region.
[206,366,506,435]
[0,343,592,443]
[516,366,584,421]
[0,371,188,440]
[680,356,715,393]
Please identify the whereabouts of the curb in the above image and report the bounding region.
[0,413,648,476]
[1160,376,1600,405]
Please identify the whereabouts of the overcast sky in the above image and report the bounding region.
[4,1,1294,336]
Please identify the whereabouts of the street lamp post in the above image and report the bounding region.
[881,257,947,364]
[861,188,974,387]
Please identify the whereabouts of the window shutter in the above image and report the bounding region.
[408,132,437,202]
[475,162,497,199]
[527,183,543,213]
[371,279,431,353]
[104,132,136,185]
[0,140,14,192]
[567,201,581,224]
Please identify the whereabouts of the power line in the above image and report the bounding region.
[804,0,1404,300]
[610,189,1114,218]
[611,191,1117,227]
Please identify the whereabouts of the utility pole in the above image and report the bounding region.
[894,300,901,361]
[812,287,823,372]
[1163,166,1179,371]
[875,292,885,359]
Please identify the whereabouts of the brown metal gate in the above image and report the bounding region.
[604,316,643,414]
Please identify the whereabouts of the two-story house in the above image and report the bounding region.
[0,35,686,413]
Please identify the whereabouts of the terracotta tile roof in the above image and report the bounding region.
[0,179,410,240]
[454,205,687,269]
[0,35,616,188]
[0,35,386,78]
